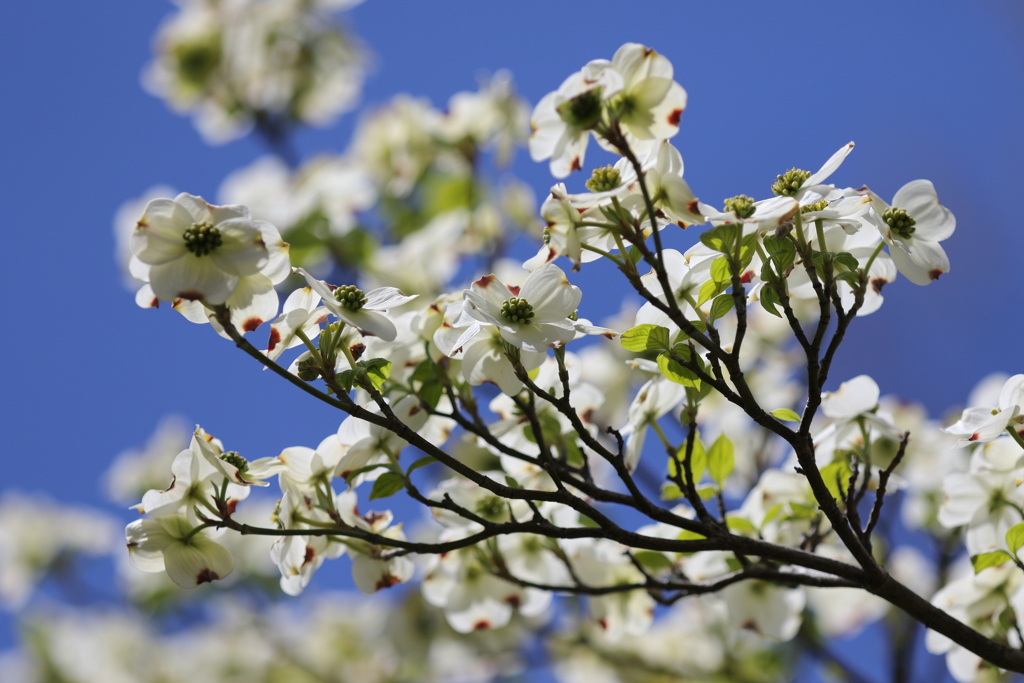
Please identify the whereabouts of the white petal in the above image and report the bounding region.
[805,142,855,187]
[821,375,880,419]
[891,180,955,242]
[163,536,234,588]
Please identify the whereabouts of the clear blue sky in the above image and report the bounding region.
[2,2,1023,678]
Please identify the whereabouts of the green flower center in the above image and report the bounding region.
[586,165,621,193]
[183,222,222,256]
[334,285,367,310]
[568,309,579,321]
[606,91,638,120]
[500,297,535,325]
[882,207,916,239]
[556,87,604,130]
[771,168,811,197]
[724,195,756,219]
[219,451,248,474]
[173,37,221,88]
[475,495,507,521]
[801,199,829,214]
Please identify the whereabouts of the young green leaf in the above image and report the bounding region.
[369,472,406,500]
[971,550,1013,574]
[707,433,735,485]
[771,408,801,422]
[708,293,734,323]
[620,324,671,352]
[1007,522,1024,555]
[657,352,700,388]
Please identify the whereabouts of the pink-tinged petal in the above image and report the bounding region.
[821,375,880,419]
[469,273,514,310]
[364,287,417,311]
[222,274,278,335]
[131,198,191,265]
[352,555,396,594]
[163,535,234,588]
[149,256,236,305]
[523,244,560,272]
[549,130,589,179]
[340,308,397,341]
[647,82,688,140]
[210,218,269,276]
[135,283,160,310]
[889,239,950,286]
[805,142,855,187]
[518,264,581,322]
[891,180,955,242]
[999,375,1024,411]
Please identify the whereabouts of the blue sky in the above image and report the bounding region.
[2,1,1024,678]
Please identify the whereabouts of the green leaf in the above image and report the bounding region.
[633,550,673,572]
[697,279,721,307]
[406,456,436,475]
[763,235,796,273]
[660,482,685,500]
[670,434,706,484]
[811,250,832,273]
[708,293,734,323]
[657,352,700,388]
[627,246,643,265]
[700,224,739,254]
[620,324,671,352]
[972,550,1013,573]
[417,379,443,409]
[834,251,860,270]
[1007,523,1024,555]
[565,437,585,467]
[710,256,732,284]
[835,270,861,285]
[343,463,391,483]
[820,461,852,502]
[357,358,392,391]
[677,529,706,542]
[696,485,717,499]
[759,285,782,318]
[579,515,601,529]
[707,433,735,485]
[771,408,801,422]
[726,516,758,534]
[369,472,406,500]
[505,475,520,488]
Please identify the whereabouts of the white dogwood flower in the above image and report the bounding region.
[463,264,581,352]
[131,193,271,305]
[296,267,417,342]
[125,514,234,589]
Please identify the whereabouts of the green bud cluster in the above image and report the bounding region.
[297,356,321,381]
[500,297,535,325]
[219,451,248,474]
[475,494,507,521]
[801,199,829,214]
[542,227,552,244]
[183,222,223,256]
[556,88,604,130]
[882,207,916,239]
[586,165,622,193]
[568,309,579,321]
[724,195,756,219]
[334,285,367,310]
[771,168,811,197]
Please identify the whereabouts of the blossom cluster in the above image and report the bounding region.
[98,27,1024,683]
[145,0,367,143]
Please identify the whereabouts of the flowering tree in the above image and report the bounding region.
[8,2,1024,682]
